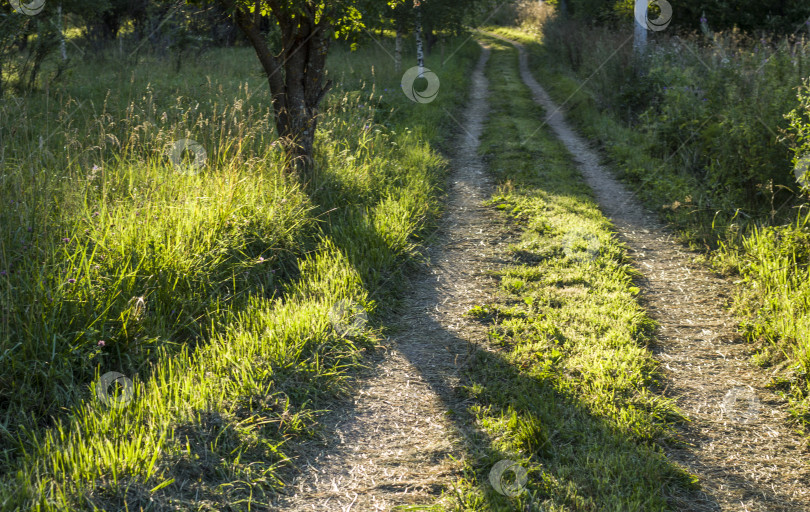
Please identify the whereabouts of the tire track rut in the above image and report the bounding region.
[271,44,516,511]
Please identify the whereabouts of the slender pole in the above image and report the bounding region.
[634,0,648,55]
[395,20,402,74]
[57,4,67,61]
[414,1,424,76]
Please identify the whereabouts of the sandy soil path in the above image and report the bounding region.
[270,44,516,511]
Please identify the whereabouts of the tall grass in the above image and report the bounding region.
[0,34,480,509]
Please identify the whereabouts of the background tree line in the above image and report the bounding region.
[545,0,809,33]
[1,0,502,179]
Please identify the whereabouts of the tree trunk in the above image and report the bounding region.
[414,5,425,74]
[395,22,403,74]
[424,25,437,56]
[225,1,331,182]
[440,35,444,66]
[57,4,67,61]
[17,32,28,53]
[633,0,647,55]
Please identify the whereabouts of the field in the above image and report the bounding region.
[0,32,479,509]
[3,2,810,510]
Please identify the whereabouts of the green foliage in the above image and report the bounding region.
[509,19,805,242]
[558,0,810,33]
[215,0,402,40]
[717,211,810,432]
[0,33,480,509]
[363,0,507,39]
[0,8,64,92]
[786,79,810,185]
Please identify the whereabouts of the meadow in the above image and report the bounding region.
[4,2,810,509]
[0,33,479,509]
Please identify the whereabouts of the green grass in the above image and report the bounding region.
[0,34,480,510]
[483,23,810,437]
[445,36,696,511]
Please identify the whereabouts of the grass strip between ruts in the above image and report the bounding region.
[445,35,698,512]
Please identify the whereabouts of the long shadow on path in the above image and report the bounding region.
[266,40,709,512]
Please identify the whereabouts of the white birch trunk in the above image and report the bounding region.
[633,0,648,55]
[414,5,425,76]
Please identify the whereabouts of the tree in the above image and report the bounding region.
[560,0,809,33]
[364,0,496,68]
[214,0,400,181]
[0,3,71,92]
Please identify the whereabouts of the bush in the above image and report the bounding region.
[538,16,806,228]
